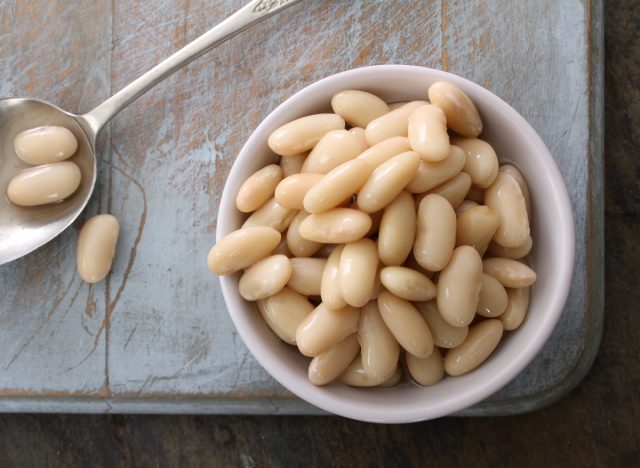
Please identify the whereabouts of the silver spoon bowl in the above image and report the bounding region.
[0,0,302,265]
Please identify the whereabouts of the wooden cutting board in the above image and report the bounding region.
[0,0,603,415]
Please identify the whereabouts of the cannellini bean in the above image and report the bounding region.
[427,81,483,137]
[377,191,416,266]
[257,287,314,345]
[414,194,456,271]
[477,273,509,317]
[500,164,531,222]
[482,257,537,288]
[377,291,433,358]
[356,136,411,169]
[207,226,281,275]
[357,151,420,213]
[416,301,469,349]
[408,104,450,162]
[437,246,482,327]
[339,238,379,307]
[298,208,372,243]
[308,334,360,385]
[242,198,296,232]
[444,319,504,376]
[406,346,445,386]
[268,114,345,156]
[487,236,533,259]
[286,211,322,257]
[406,145,466,193]
[320,244,346,309]
[303,159,372,213]
[296,303,360,357]
[274,173,323,210]
[331,90,390,128]
[365,101,427,146]
[453,137,499,189]
[338,354,395,387]
[76,214,119,283]
[287,257,326,296]
[358,301,400,381]
[348,127,369,150]
[238,255,292,300]
[500,286,531,331]
[456,200,478,213]
[485,172,530,248]
[14,125,78,165]
[236,164,283,213]
[301,129,365,173]
[379,266,436,302]
[424,172,472,209]
[455,205,500,256]
[7,161,81,207]
[280,153,307,177]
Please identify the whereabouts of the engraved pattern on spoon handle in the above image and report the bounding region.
[82,0,304,137]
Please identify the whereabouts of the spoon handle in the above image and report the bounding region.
[81,0,304,137]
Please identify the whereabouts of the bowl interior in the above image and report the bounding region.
[217,65,574,423]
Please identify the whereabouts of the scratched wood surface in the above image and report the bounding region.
[0,0,602,414]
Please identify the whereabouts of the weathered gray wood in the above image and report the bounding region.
[0,0,602,414]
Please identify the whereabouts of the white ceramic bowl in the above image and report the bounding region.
[217,65,575,423]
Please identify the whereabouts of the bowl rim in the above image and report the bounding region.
[216,64,575,423]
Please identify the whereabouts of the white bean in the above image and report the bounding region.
[207,226,281,275]
[76,214,119,283]
[416,301,469,349]
[485,172,530,248]
[298,208,372,243]
[365,101,427,146]
[257,287,314,345]
[308,334,360,385]
[406,346,445,386]
[236,164,283,213]
[14,125,78,165]
[379,266,436,302]
[339,238,379,307]
[377,291,433,358]
[414,194,456,271]
[7,161,81,206]
[428,81,483,137]
[377,190,416,266]
[331,90,390,128]
[287,257,326,296]
[358,301,400,381]
[357,151,420,213]
[444,319,504,376]
[301,129,365,173]
[482,257,537,288]
[408,104,450,161]
[268,114,345,156]
[238,254,292,301]
[296,303,360,357]
[436,246,482,327]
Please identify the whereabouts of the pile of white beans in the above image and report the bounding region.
[6,126,119,283]
[208,81,536,387]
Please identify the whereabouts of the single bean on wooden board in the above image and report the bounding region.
[207,82,537,388]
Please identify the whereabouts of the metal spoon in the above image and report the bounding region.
[0,0,303,266]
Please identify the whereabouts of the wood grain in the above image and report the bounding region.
[0,0,601,414]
